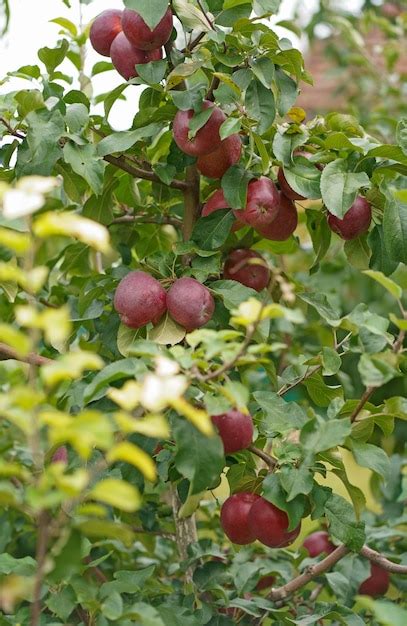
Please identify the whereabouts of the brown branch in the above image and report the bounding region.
[350,386,374,423]
[182,31,205,53]
[170,485,198,584]
[248,444,277,469]
[31,510,50,626]
[195,324,257,382]
[196,0,215,30]
[360,545,407,574]
[0,117,25,139]
[268,545,350,601]
[206,75,220,101]
[104,154,189,191]
[109,214,182,228]
[182,164,200,241]
[0,342,53,366]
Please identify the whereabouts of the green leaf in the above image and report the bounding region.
[191,209,235,250]
[304,373,343,407]
[383,194,407,265]
[320,159,371,219]
[84,358,147,403]
[17,108,64,176]
[249,57,275,88]
[123,0,169,30]
[50,16,78,36]
[135,59,167,85]
[368,226,399,276]
[173,0,214,31]
[63,142,106,195]
[254,391,308,434]
[173,420,224,495]
[117,324,142,358]
[148,312,186,345]
[279,465,314,501]
[46,586,76,620]
[396,118,407,155]
[38,39,69,74]
[283,157,321,199]
[107,442,156,482]
[262,473,305,530]
[357,599,407,626]
[344,236,371,270]
[275,68,298,116]
[325,493,365,551]
[89,478,141,512]
[363,270,402,299]
[358,353,400,387]
[75,519,135,547]
[245,79,276,135]
[348,439,390,481]
[322,347,342,376]
[65,103,88,133]
[299,292,341,325]
[101,591,123,620]
[211,280,258,310]
[300,417,351,453]
[222,164,252,210]
[219,117,241,140]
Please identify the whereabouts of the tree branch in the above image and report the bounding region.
[0,116,25,139]
[104,154,189,191]
[31,510,50,626]
[182,164,200,241]
[268,545,350,601]
[350,386,374,422]
[0,342,53,366]
[109,214,182,228]
[248,444,277,470]
[360,545,407,574]
[182,32,206,54]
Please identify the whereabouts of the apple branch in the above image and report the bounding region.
[0,342,53,366]
[182,164,201,241]
[104,154,190,191]
[109,214,183,228]
[360,545,407,574]
[248,444,278,470]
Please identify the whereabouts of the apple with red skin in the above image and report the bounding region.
[256,575,276,591]
[197,134,242,179]
[234,177,280,229]
[202,189,243,231]
[90,10,123,57]
[51,446,68,464]
[381,3,402,18]
[359,563,390,597]
[110,32,163,80]
[257,194,298,241]
[303,531,335,557]
[173,101,226,157]
[327,196,372,240]
[248,497,301,548]
[223,249,270,292]
[122,7,173,51]
[167,277,215,331]
[114,270,167,329]
[220,492,260,544]
[211,410,254,454]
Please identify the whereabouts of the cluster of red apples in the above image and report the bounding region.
[114,271,214,331]
[89,6,173,80]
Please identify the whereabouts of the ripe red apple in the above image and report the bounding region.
[167,277,215,331]
[122,7,173,51]
[248,497,301,548]
[381,3,402,18]
[327,196,372,240]
[211,410,254,454]
[89,9,123,57]
[51,446,68,464]
[234,178,280,229]
[277,151,322,201]
[358,563,390,597]
[220,492,260,544]
[257,194,298,240]
[114,270,167,329]
[256,575,276,591]
[197,134,242,179]
[173,101,226,157]
[303,531,335,557]
[202,189,243,231]
[110,32,163,80]
[223,249,270,292]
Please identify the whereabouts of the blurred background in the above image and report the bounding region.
[0,0,405,134]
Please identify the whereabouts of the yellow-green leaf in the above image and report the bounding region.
[363,270,402,300]
[88,478,141,512]
[107,441,156,482]
[34,212,111,253]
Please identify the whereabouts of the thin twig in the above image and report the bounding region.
[248,444,277,469]
[309,582,324,602]
[268,545,349,601]
[0,342,53,366]
[0,116,25,139]
[350,386,374,423]
[361,545,407,574]
[104,154,189,191]
[109,215,182,228]
[196,0,214,30]
[182,31,205,53]
[206,75,220,101]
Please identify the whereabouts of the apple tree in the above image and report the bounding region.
[0,1,406,625]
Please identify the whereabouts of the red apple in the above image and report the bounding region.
[303,531,335,557]
[327,196,372,240]
[220,492,260,544]
[234,177,280,229]
[51,446,68,464]
[167,277,215,331]
[197,134,242,179]
[257,194,298,240]
[110,32,163,80]
[173,101,226,157]
[223,249,270,292]
[211,410,254,454]
[359,563,390,597]
[248,497,301,548]
[114,270,167,329]
[256,575,276,591]
[202,189,243,231]
[89,10,123,57]
[122,7,173,51]
[381,3,402,18]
